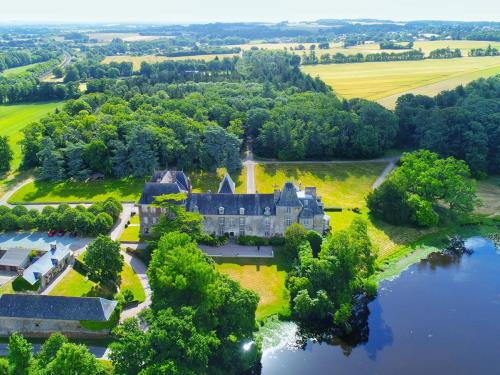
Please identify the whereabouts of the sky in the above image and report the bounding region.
[0,0,499,24]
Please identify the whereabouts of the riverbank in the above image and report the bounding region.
[375,218,499,282]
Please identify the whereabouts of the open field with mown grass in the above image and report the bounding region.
[412,40,500,56]
[9,178,145,203]
[0,102,63,170]
[302,56,500,108]
[102,53,239,71]
[215,256,290,319]
[254,162,386,208]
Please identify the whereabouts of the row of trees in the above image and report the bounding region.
[379,41,413,49]
[0,198,122,235]
[428,47,462,59]
[468,45,499,56]
[367,151,477,227]
[0,49,58,72]
[3,333,108,375]
[302,49,425,65]
[395,75,500,176]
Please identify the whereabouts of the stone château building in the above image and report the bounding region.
[139,170,330,237]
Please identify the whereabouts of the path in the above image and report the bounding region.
[0,177,34,206]
[372,159,398,189]
[199,243,273,258]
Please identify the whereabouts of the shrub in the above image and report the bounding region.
[0,213,19,231]
[18,215,34,231]
[269,236,285,246]
[236,235,268,246]
[197,233,228,246]
[306,230,322,257]
[94,212,114,234]
[284,223,307,259]
[11,205,28,217]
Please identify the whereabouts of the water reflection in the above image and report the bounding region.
[262,237,500,375]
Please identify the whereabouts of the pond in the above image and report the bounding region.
[261,237,500,375]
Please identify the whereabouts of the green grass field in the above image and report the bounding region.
[215,257,290,319]
[0,62,43,77]
[119,224,141,242]
[301,56,500,108]
[9,178,145,203]
[254,162,386,208]
[0,102,62,170]
[475,176,500,218]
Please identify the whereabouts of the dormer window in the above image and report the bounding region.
[264,206,271,215]
[219,206,225,215]
[240,207,245,215]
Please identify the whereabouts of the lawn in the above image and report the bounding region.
[49,262,145,303]
[215,257,290,319]
[0,102,63,169]
[48,268,96,297]
[190,167,246,193]
[119,224,141,242]
[119,262,146,303]
[0,62,43,77]
[301,56,500,108]
[475,176,500,218]
[8,177,145,203]
[254,162,386,207]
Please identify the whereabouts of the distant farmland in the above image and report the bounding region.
[301,56,500,109]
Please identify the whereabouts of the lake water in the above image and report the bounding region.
[261,237,500,375]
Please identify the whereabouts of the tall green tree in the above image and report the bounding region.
[7,333,32,375]
[83,235,123,286]
[0,136,13,173]
[37,138,64,181]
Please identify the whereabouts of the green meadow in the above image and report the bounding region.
[0,102,62,169]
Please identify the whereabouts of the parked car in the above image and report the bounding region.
[48,230,56,237]
[56,230,65,237]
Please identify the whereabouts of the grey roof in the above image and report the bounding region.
[298,196,324,216]
[0,248,30,267]
[174,171,190,192]
[187,193,276,216]
[0,294,117,321]
[218,173,236,194]
[138,182,183,205]
[22,246,72,285]
[276,182,302,207]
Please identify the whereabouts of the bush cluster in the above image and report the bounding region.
[236,235,286,247]
[0,197,122,236]
[197,233,229,247]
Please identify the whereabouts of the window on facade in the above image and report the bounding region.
[240,207,245,215]
[144,217,148,224]
[286,207,291,213]
[239,217,245,236]
[286,218,292,226]
[219,206,225,215]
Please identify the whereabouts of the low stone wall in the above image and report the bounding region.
[0,317,111,339]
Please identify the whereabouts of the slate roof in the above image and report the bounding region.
[138,182,183,205]
[187,193,276,216]
[218,173,236,194]
[276,182,302,207]
[298,196,324,216]
[0,248,30,267]
[22,246,71,285]
[0,294,117,321]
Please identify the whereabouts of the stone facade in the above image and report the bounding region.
[139,170,330,237]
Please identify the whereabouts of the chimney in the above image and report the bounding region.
[304,187,316,198]
[274,189,280,202]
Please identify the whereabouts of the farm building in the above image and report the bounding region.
[22,244,72,290]
[0,248,30,272]
[0,294,118,338]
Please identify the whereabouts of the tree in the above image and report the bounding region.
[37,138,64,181]
[126,127,158,177]
[7,333,32,375]
[306,230,323,257]
[152,193,202,239]
[43,343,107,375]
[0,136,13,173]
[52,66,64,78]
[284,223,307,259]
[109,319,150,375]
[83,235,123,286]
[64,66,80,83]
[94,212,114,234]
[32,333,67,369]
